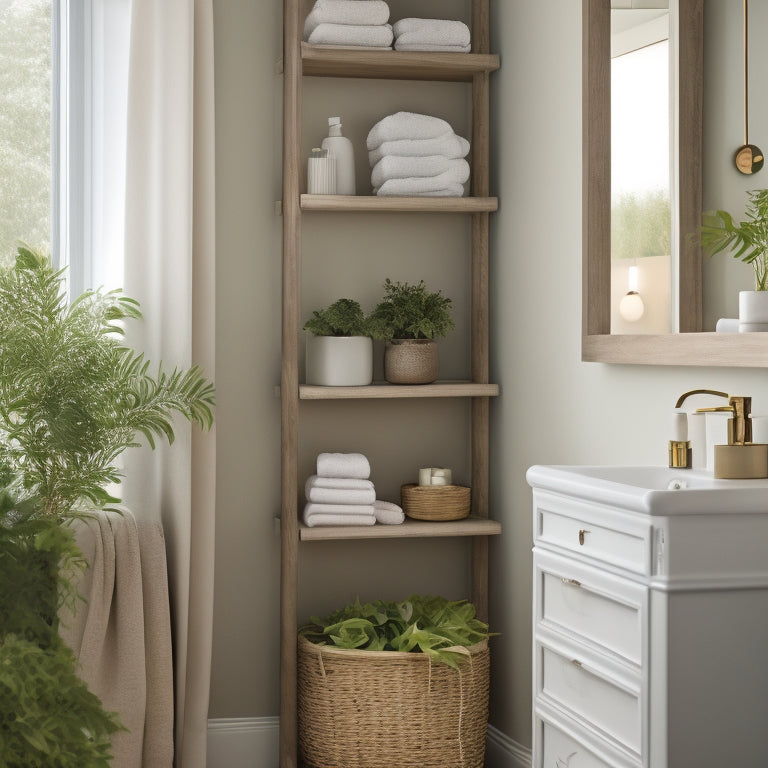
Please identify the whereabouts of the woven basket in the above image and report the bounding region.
[384,339,439,384]
[400,483,471,521]
[298,636,490,768]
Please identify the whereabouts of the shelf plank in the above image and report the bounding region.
[301,195,498,213]
[301,43,500,81]
[299,515,502,541]
[300,381,500,400]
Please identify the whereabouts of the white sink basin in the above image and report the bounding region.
[526,464,768,515]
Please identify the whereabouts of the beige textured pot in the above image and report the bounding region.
[384,339,439,384]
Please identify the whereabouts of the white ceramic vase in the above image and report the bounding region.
[738,290,768,332]
[305,335,373,386]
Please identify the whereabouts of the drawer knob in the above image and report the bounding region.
[578,529,590,546]
[561,577,582,588]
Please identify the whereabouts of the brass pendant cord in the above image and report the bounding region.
[743,0,749,146]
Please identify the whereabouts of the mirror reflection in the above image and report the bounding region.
[610,3,673,334]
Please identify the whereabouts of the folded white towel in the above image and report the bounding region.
[304,0,390,38]
[374,499,405,525]
[394,42,471,53]
[376,171,467,197]
[375,183,465,197]
[305,479,376,505]
[303,502,376,527]
[317,452,371,479]
[367,112,455,151]
[371,155,468,187]
[305,474,375,492]
[368,132,470,166]
[307,22,394,48]
[372,157,469,189]
[393,18,471,48]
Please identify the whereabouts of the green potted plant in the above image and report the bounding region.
[698,188,768,331]
[297,595,491,768]
[368,279,455,384]
[303,298,374,386]
[0,246,215,765]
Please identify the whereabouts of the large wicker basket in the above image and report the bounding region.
[297,635,490,768]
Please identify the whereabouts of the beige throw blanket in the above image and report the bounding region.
[59,508,174,767]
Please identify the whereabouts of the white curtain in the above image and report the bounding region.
[119,0,216,765]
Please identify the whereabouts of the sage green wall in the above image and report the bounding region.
[210,0,768,751]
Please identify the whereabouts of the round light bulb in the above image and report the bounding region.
[619,291,645,322]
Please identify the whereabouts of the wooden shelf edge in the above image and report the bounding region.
[301,43,500,81]
[299,515,501,541]
[300,381,500,399]
[583,332,768,368]
[300,194,498,213]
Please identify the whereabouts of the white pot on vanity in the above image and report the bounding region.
[738,290,768,332]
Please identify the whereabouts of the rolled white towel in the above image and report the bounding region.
[368,132,470,166]
[374,499,405,525]
[372,157,469,188]
[305,479,376,505]
[303,502,376,527]
[375,183,466,197]
[393,18,471,49]
[376,172,467,197]
[395,42,471,53]
[307,22,394,48]
[305,475,375,492]
[304,0,390,39]
[317,452,371,479]
[367,112,454,150]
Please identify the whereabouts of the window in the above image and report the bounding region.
[0,0,52,267]
[1,0,129,295]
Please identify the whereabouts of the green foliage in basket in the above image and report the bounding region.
[368,279,455,341]
[299,594,491,668]
[303,298,374,337]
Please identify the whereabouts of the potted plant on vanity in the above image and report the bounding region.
[368,279,455,384]
[699,188,768,331]
[0,246,215,765]
[304,298,374,386]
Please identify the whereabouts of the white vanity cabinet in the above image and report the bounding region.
[528,469,768,768]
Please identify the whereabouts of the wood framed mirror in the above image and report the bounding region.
[582,0,768,366]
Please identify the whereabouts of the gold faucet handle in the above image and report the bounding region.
[695,397,753,445]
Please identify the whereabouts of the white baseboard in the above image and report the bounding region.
[206,718,531,768]
[206,717,279,768]
[486,724,533,768]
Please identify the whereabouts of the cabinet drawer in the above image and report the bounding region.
[534,491,651,576]
[540,718,614,768]
[539,643,642,756]
[535,550,646,666]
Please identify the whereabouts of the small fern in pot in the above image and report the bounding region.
[303,298,374,386]
[368,279,455,384]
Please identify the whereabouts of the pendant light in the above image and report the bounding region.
[735,0,764,174]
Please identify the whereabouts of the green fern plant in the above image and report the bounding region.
[368,279,455,341]
[303,298,372,337]
[698,189,768,290]
[0,245,215,765]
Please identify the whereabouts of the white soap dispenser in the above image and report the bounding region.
[321,117,356,195]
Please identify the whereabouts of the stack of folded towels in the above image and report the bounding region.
[393,18,471,53]
[367,112,470,197]
[304,0,393,49]
[303,452,405,527]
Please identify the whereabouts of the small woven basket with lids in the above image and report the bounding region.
[297,635,490,768]
[400,483,471,521]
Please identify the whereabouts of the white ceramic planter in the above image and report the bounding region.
[305,335,373,386]
[738,290,768,332]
